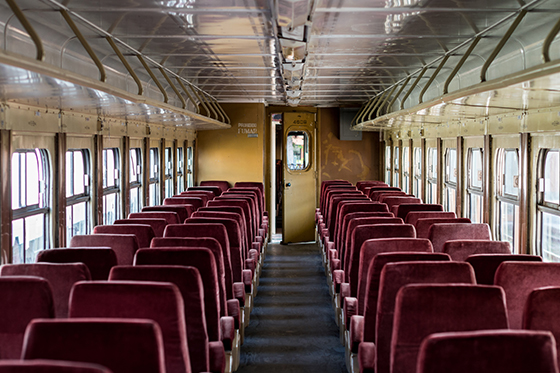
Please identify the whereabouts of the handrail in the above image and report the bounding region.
[419,54,450,104]
[400,65,428,110]
[443,36,481,94]
[5,0,44,61]
[106,37,143,95]
[60,9,106,82]
[368,90,389,121]
[137,55,168,103]
[159,67,186,109]
[386,75,412,113]
[175,77,199,114]
[543,16,560,62]
[377,84,399,117]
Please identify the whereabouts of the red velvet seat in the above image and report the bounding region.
[188,186,222,197]
[22,319,165,373]
[416,217,471,239]
[142,205,193,222]
[69,234,139,266]
[356,181,387,192]
[0,360,112,373]
[208,200,255,243]
[326,195,369,233]
[1,263,90,318]
[69,281,190,373]
[37,248,117,280]
[93,224,155,249]
[428,223,491,252]
[200,180,230,193]
[0,277,54,359]
[322,189,360,220]
[114,218,167,237]
[134,248,226,342]
[181,190,215,200]
[417,330,558,373]
[524,287,560,370]
[321,185,356,215]
[366,186,401,199]
[378,196,420,211]
[234,181,263,194]
[109,265,225,373]
[192,211,248,257]
[495,262,560,329]
[216,196,259,240]
[129,211,180,225]
[164,197,204,211]
[390,284,508,373]
[151,237,229,302]
[443,240,511,261]
[368,189,405,201]
[395,203,443,220]
[405,211,456,227]
[198,207,249,253]
[358,260,472,373]
[465,254,542,285]
[178,192,211,206]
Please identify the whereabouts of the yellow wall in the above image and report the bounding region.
[196,103,265,186]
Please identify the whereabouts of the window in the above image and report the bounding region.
[164,147,173,198]
[427,147,438,204]
[286,131,309,171]
[102,148,120,224]
[66,149,90,243]
[497,148,519,252]
[413,147,422,198]
[385,146,391,185]
[393,146,400,188]
[402,146,410,194]
[538,149,560,261]
[467,148,484,223]
[129,148,142,214]
[443,148,457,213]
[186,146,194,188]
[177,147,184,193]
[12,149,50,263]
[149,147,160,206]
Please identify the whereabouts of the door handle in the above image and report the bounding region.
[286,182,291,187]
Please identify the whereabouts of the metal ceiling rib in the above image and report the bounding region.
[0,0,559,115]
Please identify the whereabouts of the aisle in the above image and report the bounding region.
[237,241,346,373]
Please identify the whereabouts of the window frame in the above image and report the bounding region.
[537,148,560,261]
[443,148,457,212]
[393,146,400,188]
[149,147,160,206]
[129,147,143,214]
[102,147,120,225]
[164,146,174,198]
[177,146,184,193]
[65,149,91,242]
[413,147,422,199]
[466,148,484,223]
[427,147,438,204]
[495,148,520,252]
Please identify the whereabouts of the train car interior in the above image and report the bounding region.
[2,0,560,372]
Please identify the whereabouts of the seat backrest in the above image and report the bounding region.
[428,223,491,252]
[391,284,508,373]
[93,225,155,249]
[198,206,249,250]
[322,185,356,213]
[332,201,389,248]
[208,200,253,239]
[129,211,180,225]
[465,254,542,285]
[1,263,90,318]
[192,211,247,255]
[185,217,243,283]
[0,277,54,359]
[234,181,264,193]
[342,217,404,271]
[150,236,228,301]
[322,189,360,219]
[395,203,443,220]
[378,196,421,210]
[346,222,415,283]
[495,262,560,329]
[405,211,456,227]
[164,197,204,211]
[216,196,258,235]
[416,218,472,239]
[142,205,192,222]
[114,218,167,237]
[356,239,435,313]
[109,266,209,373]
[69,281,190,373]
[337,211,393,254]
[22,318,165,373]
[326,195,368,231]
[367,186,402,199]
[200,180,230,193]
[373,260,472,373]
[178,192,210,205]
[368,190,407,202]
[231,186,263,211]
[188,186,222,197]
[0,360,113,373]
[356,181,387,192]
[69,235,139,266]
[443,239,511,261]
[37,248,117,280]
[417,330,559,373]
[134,248,222,342]
[524,286,560,370]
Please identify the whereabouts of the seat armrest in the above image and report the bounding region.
[220,316,235,351]
[232,282,246,308]
[344,297,358,331]
[358,341,376,373]
[242,270,253,293]
[208,341,226,373]
[249,248,260,262]
[349,315,364,354]
[330,258,341,272]
[226,299,241,329]
[333,270,344,293]
[245,258,257,277]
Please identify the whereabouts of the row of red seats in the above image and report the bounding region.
[0,181,268,373]
[317,179,560,373]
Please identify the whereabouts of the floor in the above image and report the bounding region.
[237,240,346,373]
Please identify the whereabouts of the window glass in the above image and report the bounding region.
[385,146,391,184]
[187,146,194,188]
[413,147,422,199]
[286,131,309,171]
[129,148,142,214]
[504,150,520,198]
[149,147,160,206]
[446,148,457,184]
[469,194,484,223]
[542,212,560,262]
[467,148,483,223]
[402,147,410,194]
[427,147,437,204]
[66,149,90,243]
[393,147,400,188]
[544,150,559,204]
[11,149,50,263]
[469,148,483,189]
[496,148,519,252]
[165,147,173,198]
[177,147,184,193]
[103,148,120,224]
